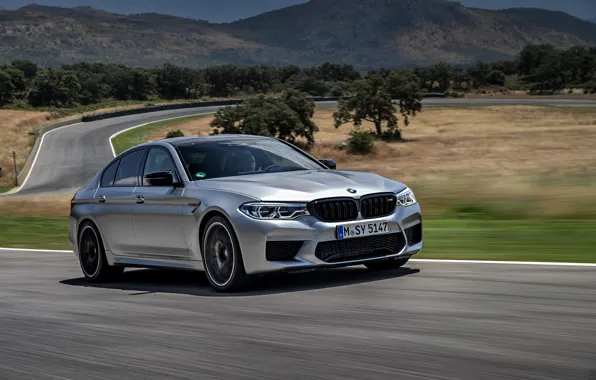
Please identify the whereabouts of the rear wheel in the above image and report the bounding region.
[202,216,250,292]
[78,221,123,282]
[364,257,410,271]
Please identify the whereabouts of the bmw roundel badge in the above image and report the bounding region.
[347,188,357,194]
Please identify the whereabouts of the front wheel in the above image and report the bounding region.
[364,257,410,271]
[202,216,250,292]
[78,221,124,282]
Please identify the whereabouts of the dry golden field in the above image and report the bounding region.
[151,105,596,219]
[2,105,596,219]
[0,104,166,187]
[0,110,50,187]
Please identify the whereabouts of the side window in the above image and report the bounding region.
[114,149,146,186]
[100,159,120,188]
[142,148,177,186]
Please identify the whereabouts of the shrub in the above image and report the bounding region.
[166,129,184,139]
[347,129,375,155]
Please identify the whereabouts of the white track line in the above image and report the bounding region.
[108,112,216,157]
[1,247,595,267]
[2,122,82,195]
[0,247,73,253]
[412,259,596,267]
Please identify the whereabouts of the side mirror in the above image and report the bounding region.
[144,171,181,187]
[318,158,337,170]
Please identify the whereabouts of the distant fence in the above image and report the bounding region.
[81,94,444,123]
[81,97,342,122]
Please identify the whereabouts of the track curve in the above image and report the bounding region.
[7,98,596,196]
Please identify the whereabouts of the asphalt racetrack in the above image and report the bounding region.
[1,249,595,380]
[2,98,596,379]
[8,98,596,196]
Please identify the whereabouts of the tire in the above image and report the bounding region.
[201,216,250,292]
[364,257,411,271]
[78,221,124,283]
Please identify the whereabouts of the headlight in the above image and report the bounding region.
[239,202,310,220]
[396,187,417,206]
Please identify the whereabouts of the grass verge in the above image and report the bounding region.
[0,185,15,194]
[0,215,70,250]
[111,114,211,155]
[1,216,594,263]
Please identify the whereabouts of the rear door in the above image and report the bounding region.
[132,146,190,259]
[93,148,146,256]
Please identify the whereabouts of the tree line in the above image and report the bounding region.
[1,44,595,109]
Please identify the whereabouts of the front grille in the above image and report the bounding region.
[360,194,397,219]
[266,241,305,261]
[315,233,406,263]
[404,223,422,246]
[309,198,358,222]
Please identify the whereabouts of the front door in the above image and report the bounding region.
[132,147,190,259]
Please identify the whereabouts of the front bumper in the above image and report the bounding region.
[231,203,423,275]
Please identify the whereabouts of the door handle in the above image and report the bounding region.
[135,195,145,204]
[97,195,106,203]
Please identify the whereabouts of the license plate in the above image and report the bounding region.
[337,221,389,240]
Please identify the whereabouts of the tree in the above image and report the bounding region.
[155,64,198,99]
[333,74,421,140]
[517,44,558,76]
[10,60,38,80]
[467,61,491,88]
[211,90,318,145]
[385,70,423,128]
[0,68,26,106]
[0,70,17,106]
[486,70,506,87]
[525,58,568,94]
[106,67,155,101]
[28,69,81,107]
[285,72,329,96]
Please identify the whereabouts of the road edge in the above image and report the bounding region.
[1,247,595,267]
[108,112,217,157]
[2,118,83,196]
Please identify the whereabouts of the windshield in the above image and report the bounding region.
[176,138,324,180]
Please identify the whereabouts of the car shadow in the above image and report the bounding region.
[60,266,421,297]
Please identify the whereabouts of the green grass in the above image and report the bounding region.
[1,216,594,263]
[112,114,211,155]
[418,220,596,263]
[0,215,70,250]
[0,185,15,194]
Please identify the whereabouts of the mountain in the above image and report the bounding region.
[588,17,596,24]
[0,4,267,67]
[228,0,596,66]
[1,1,596,68]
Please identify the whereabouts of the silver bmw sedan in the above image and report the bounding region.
[69,135,423,292]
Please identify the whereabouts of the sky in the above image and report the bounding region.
[2,0,595,22]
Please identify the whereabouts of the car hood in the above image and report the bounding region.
[193,169,407,202]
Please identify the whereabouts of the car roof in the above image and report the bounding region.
[164,134,274,147]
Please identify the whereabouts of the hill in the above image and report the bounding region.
[1,1,596,68]
[0,4,265,67]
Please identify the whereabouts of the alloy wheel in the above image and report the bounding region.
[80,226,100,277]
[204,222,235,287]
